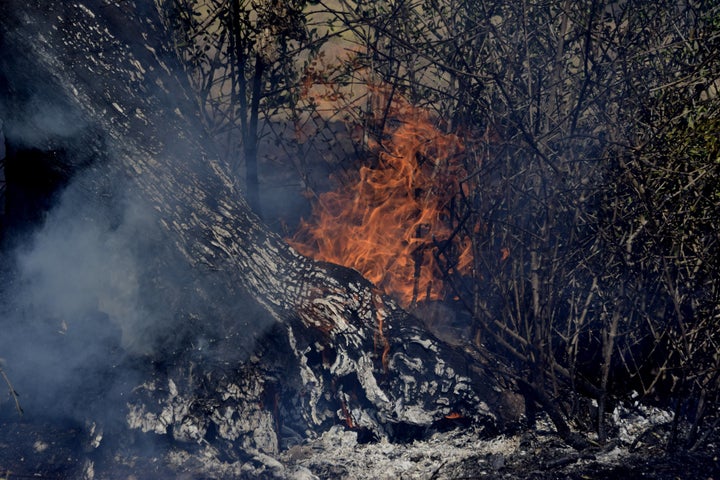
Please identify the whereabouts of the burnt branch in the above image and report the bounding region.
[0,0,500,459]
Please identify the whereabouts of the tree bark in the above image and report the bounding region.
[0,0,499,460]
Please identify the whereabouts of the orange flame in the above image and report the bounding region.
[444,412,464,419]
[289,92,473,307]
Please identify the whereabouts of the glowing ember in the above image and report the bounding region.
[289,92,473,307]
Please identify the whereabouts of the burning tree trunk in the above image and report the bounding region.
[0,0,501,468]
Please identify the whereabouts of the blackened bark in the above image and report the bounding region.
[244,55,263,216]
[0,0,500,459]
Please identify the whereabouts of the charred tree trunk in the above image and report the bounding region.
[0,0,500,468]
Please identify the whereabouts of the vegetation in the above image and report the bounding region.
[160,0,324,215]
[166,0,720,449]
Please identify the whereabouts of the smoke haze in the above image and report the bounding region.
[0,3,282,456]
[0,99,256,432]
[1,167,154,421]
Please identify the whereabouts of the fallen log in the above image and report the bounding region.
[0,0,502,468]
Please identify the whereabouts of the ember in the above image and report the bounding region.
[289,91,474,307]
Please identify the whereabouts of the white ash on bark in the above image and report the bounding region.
[0,0,503,462]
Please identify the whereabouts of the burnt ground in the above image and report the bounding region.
[456,434,720,480]
[275,417,720,480]
[1,409,718,480]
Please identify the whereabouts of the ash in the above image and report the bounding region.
[278,426,517,480]
[160,425,520,480]
[3,396,718,479]
[155,401,705,480]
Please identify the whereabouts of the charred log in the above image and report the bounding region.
[0,0,501,468]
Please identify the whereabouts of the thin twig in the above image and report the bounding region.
[0,366,23,417]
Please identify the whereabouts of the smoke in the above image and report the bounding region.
[16,183,152,350]
[0,173,155,421]
[0,87,194,425]
[0,117,271,433]
[0,2,279,450]
[4,94,88,147]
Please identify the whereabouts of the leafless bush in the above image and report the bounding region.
[165,0,720,449]
[321,0,720,448]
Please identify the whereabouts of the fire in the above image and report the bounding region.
[289,91,473,308]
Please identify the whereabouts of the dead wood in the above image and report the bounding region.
[0,0,501,462]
